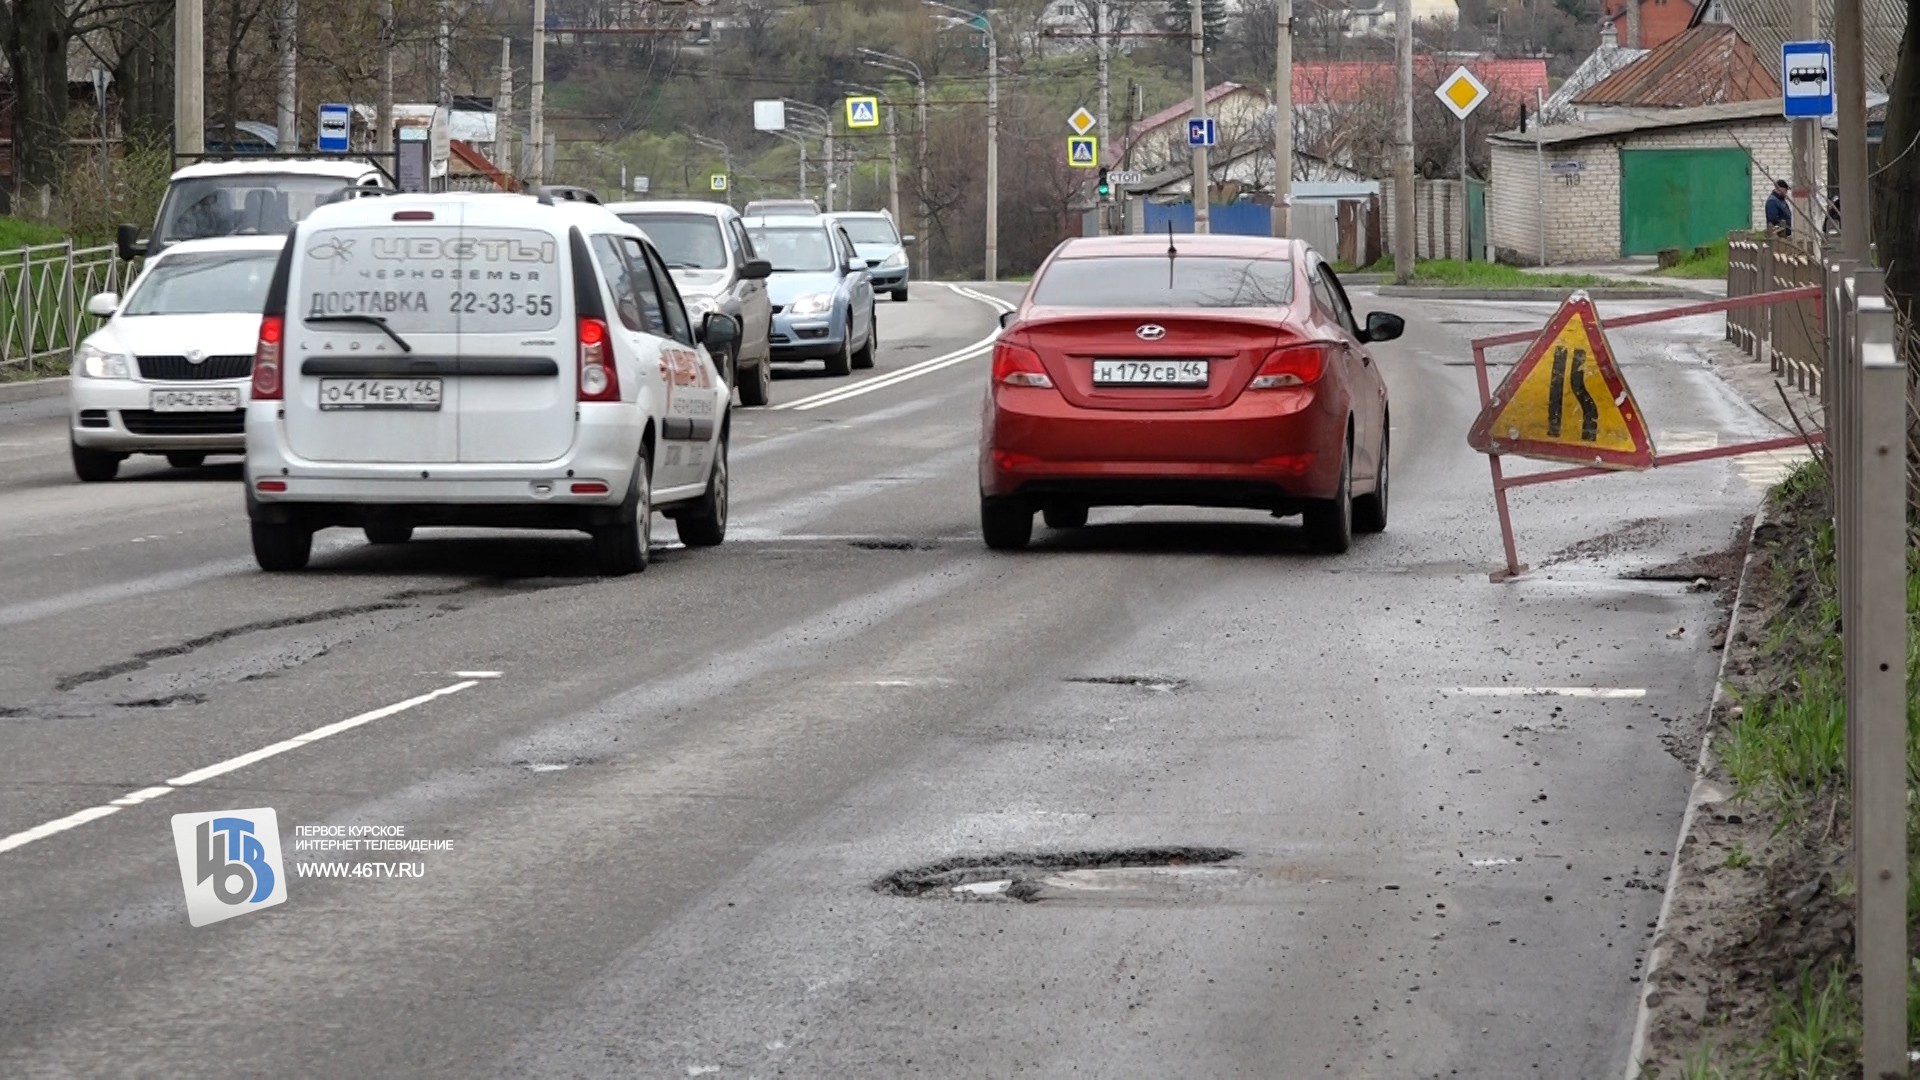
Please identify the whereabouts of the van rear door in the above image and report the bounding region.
[284,204,467,464]
[450,225,574,463]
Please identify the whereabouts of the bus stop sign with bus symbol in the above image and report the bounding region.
[1781,40,1835,118]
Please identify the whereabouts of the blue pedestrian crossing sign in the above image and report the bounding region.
[1067,136,1098,168]
[846,96,880,129]
[1781,40,1835,118]
[1187,118,1217,148]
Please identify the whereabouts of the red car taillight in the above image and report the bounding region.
[251,315,284,400]
[991,341,1053,388]
[1249,344,1327,389]
[577,317,619,401]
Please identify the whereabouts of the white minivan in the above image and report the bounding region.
[244,191,738,575]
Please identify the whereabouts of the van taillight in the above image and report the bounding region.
[1249,344,1327,389]
[577,317,618,401]
[251,315,284,400]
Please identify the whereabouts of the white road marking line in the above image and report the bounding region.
[0,678,484,856]
[454,670,503,678]
[1446,686,1646,699]
[772,283,1015,412]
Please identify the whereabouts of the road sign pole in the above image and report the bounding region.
[1189,0,1210,235]
[1459,120,1469,261]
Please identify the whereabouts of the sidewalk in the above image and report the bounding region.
[1694,334,1822,436]
[1520,261,1728,298]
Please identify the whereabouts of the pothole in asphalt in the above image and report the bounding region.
[876,846,1241,903]
[514,756,601,773]
[848,538,938,552]
[115,692,209,709]
[1066,674,1188,693]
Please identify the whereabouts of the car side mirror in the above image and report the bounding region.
[116,223,146,262]
[86,292,120,318]
[741,258,772,281]
[998,310,1016,329]
[901,235,917,246]
[1362,311,1404,344]
[846,258,866,274]
[700,311,741,353]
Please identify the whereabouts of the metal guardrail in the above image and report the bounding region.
[0,242,138,376]
[1726,231,1824,394]
[1821,261,1909,1076]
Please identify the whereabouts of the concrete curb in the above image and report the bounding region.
[1621,505,1768,1078]
[0,376,68,405]
[1338,272,1386,286]
[1375,285,1701,302]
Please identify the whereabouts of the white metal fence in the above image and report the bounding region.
[1,242,138,376]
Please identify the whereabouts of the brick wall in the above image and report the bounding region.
[1381,178,1470,261]
[1487,116,1810,264]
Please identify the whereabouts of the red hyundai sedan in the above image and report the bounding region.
[979,234,1401,553]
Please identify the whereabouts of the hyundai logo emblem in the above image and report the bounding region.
[1136,324,1166,341]
[184,349,206,365]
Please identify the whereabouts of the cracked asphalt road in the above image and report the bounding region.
[0,282,1800,1077]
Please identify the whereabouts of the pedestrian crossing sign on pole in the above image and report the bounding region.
[710,174,729,192]
[846,97,880,129]
[1067,136,1098,168]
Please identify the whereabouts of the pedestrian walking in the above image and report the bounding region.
[1765,180,1793,237]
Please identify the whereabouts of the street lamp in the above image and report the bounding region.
[686,130,734,207]
[858,48,931,281]
[924,0,997,282]
[840,81,901,222]
[782,98,835,211]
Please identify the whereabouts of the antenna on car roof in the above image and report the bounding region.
[1166,221,1178,289]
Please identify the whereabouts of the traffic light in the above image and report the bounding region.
[1096,167,1111,200]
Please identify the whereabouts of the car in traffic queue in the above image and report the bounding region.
[608,199,776,406]
[243,190,739,576]
[743,215,877,378]
[826,210,914,302]
[979,234,1401,554]
[68,236,289,482]
[118,157,392,262]
[742,198,821,218]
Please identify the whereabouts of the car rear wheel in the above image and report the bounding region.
[1042,505,1088,529]
[1304,436,1353,554]
[592,447,653,576]
[71,441,122,482]
[981,496,1033,550]
[364,524,413,545]
[166,452,206,469]
[852,312,876,370]
[825,329,853,377]
[738,356,772,407]
[676,430,728,547]
[891,287,909,302]
[1354,428,1389,535]
[251,521,313,571]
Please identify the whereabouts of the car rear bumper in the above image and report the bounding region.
[244,401,643,526]
[70,378,249,452]
[980,385,1347,505]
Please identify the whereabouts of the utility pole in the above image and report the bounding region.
[886,103,901,223]
[275,0,298,151]
[826,126,836,212]
[438,0,452,110]
[1789,0,1817,239]
[1625,0,1641,49]
[986,22,1000,279]
[175,0,205,155]
[918,87,931,278]
[498,37,514,182]
[1190,0,1210,234]
[1834,0,1869,261]
[529,0,546,185]
[1273,0,1293,236]
[1392,0,1415,282]
[1096,0,1111,235]
[377,0,395,154]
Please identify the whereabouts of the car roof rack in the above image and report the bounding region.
[532,185,601,206]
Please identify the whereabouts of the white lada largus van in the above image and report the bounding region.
[244,190,738,575]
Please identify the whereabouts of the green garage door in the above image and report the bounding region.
[1619,148,1752,256]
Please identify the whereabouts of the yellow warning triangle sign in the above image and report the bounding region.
[1467,293,1656,469]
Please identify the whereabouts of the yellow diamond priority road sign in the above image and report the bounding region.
[1435,66,1489,120]
[1068,107,1096,136]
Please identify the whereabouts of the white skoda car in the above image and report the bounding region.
[68,237,286,481]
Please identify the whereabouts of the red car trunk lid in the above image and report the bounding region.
[1018,311,1290,412]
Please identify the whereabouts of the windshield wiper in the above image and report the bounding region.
[307,314,413,352]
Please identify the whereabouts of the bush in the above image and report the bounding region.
[51,123,173,248]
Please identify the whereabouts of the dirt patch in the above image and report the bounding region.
[1635,480,1867,1076]
[1543,516,1671,566]
[875,847,1239,902]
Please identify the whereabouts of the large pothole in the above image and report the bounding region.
[1065,674,1188,693]
[875,846,1241,903]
